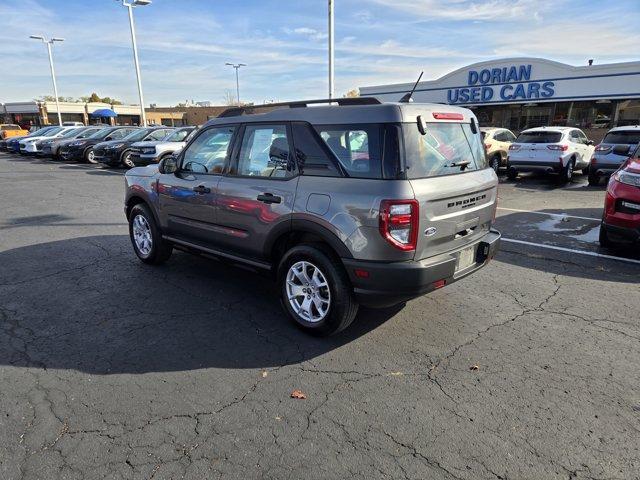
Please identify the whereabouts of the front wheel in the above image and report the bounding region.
[278,245,358,336]
[121,150,135,168]
[490,154,501,174]
[128,203,172,264]
[84,147,96,164]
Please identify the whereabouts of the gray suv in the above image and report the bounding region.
[124,98,501,335]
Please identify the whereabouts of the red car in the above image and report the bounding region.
[600,153,640,248]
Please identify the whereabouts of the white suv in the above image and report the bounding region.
[507,127,595,183]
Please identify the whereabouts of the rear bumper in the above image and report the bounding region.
[602,222,640,245]
[343,229,501,307]
[508,159,564,173]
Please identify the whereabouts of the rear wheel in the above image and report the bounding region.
[599,223,611,248]
[278,245,358,336]
[128,203,172,264]
[507,167,518,180]
[559,158,575,184]
[490,154,501,174]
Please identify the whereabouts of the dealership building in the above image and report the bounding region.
[360,57,640,136]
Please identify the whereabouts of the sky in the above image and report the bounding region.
[0,0,639,107]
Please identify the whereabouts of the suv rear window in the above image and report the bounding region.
[516,131,562,143]
[603,131,640,145]
[314,124,382,179]
[404,122,487,179]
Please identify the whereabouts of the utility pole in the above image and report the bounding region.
[328,0,335,99]
[30,35,64,125]
[226,63,247,105]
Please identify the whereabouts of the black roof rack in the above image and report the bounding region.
[218,96,382,118]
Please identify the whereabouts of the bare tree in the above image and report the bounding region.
[223,90,238,106]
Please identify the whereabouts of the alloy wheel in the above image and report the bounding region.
[132,214,153,256]
[286,261,331,323]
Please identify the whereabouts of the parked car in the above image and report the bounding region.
[5,126,58,153]
[507,127,595,183]
[481,127,516,173]
[19,126,78,154]
[0,124,29,140]
[130,127,196,166]
[94,127,174,168]
[59,126,138,163]
[123,98,501,335]
[37,126,104,159]
[588,125,640,185]
[599,150,640,249]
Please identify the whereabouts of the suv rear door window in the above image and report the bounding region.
[314,124,382,178]
[603,130,640,145]
[291,123,340,177]
[404,122,485,178]
[235,124,293,178]
[516,131,562,143]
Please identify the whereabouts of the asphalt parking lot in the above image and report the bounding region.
[1,153,638,480]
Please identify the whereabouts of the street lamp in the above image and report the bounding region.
[29,35,64,125]
[328,0,335,99]
[115,0,151,126]
[225,63,246,105]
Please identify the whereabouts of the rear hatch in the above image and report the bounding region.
[509,130,564,163]
[595,129,640,167]
[403,114,498,260]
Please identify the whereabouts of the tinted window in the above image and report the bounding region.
[78,128,102,139]
[61,128,82,138]
[166,129,192,142]
[109,129,135,140]
[235,124,293,178]
[148,129,172,141]
[505,131,516,142]
[603,131,640,145]
[314,124,382,179]
[181,126,235,174]
[123,129,149,142]
[516,131,563,143]
[404,122,485,179]
[291,123,340,177]
[88,128,114,140]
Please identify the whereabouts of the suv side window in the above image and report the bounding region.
[291,123,340,177]
[108,129,130,140]
[569,130,581,143]
[234,124,294,178]
[181,126,236,174]
[494,131,506,142]
[314,124,382,179]
[148,129,171,141]
[505,130,516,142]
[577,130,589,144]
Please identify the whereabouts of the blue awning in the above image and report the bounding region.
[90,108,118,118]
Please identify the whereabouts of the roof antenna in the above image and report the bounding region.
[399,71,424,103]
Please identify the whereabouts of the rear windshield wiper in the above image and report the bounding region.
[448,160,471,170]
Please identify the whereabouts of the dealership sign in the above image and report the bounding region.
[447,64,555,104]
[359,58,640,106]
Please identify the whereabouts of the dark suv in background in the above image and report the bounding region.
[124,98,501,335]
[94,127,174,168]
[59,126,138,163]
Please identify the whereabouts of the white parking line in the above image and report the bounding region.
[501,238,640,266]
[497,207,600,222]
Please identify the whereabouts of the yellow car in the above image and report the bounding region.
[481,127,516,173]
[0,124,29,140]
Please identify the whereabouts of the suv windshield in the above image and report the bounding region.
[87,128,114,140]
[165,129,193,142]
[603,130,640,145]
[61,128,82,138]
[123,129,150,142]
[404,122,486,178]
[516,131,562,143]
[27,127,55,137]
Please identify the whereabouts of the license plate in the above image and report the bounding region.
[456,245,476,272]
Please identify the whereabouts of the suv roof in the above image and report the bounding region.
[204,98,475,128]
[607,125,640,133]
[521,126,575,133]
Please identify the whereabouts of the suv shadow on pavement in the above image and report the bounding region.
[0,235,401,375]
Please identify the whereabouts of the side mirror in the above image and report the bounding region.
[613,145,631,156]
[587,140,594,146]
[158,154,178,174]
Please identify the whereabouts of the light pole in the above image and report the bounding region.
[328,0,334,99]
[225,63,246,105]
[116,0,151,126]
[30,35,64,125]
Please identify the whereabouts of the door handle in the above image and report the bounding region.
[193,185,210,194]
[257,193,282,204]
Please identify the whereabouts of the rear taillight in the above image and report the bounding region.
[379,199,419,251]
[509,144,521,151]
[432,112,464,121]
[595,144,611,152]
[547,144,569,151]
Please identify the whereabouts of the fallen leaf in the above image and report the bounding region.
[390,372,403,376]
[290,389,307,400]
[261,371,268,378]
[470,364,480,371]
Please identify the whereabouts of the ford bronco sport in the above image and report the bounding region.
[124,98,501,335]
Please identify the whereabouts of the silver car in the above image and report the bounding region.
[123,98,501,335]
[130,126,196,166]
[588,125,640,185]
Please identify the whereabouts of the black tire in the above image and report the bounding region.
[121,149,135,168]
[582,168,590,176]
[599,223,611,249]
[278,244,358,336]
[84,147,97,164]
[490,154,501,174]
[128,203,172,264]
[559,158,575,184]
[588,168,599,186]
[507,167,518,180]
